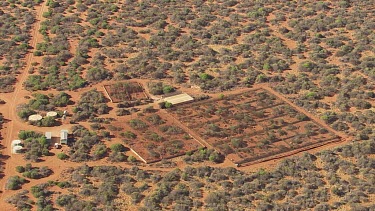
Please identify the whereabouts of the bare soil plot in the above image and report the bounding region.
[111,111,202,163]
[103,82,149,103]
[168,88,341,165]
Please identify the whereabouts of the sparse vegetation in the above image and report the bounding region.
[16,163,53,179]
[2,0,375,210]
[6,140,374,210]
[71,89,110,122]
[169,89,340,165]
[147,82,175,95]
[6,176,27,190]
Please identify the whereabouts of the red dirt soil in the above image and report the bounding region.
[0,3,355,209]
[167,87,344,165]
[111,111,203,163]
[0,3,49,208]
[103,82,149,103]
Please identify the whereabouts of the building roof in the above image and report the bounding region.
[11,140,22,147]
[45,132,52,139]
[28,114,42,121]
[163,93,194,105]
[46,111,58,117]
[12,145,23,154]
[60,130,68,140]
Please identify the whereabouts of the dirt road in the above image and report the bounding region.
[0,2,48,202]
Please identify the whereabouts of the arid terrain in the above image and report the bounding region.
[0,0,374,210]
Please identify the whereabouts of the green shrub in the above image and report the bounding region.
[94,144,107,159]
[57,181,71,188]
[165,102,173,108]
[120,131,137,139]
[127,155,137,163]
[163,85,174,94]
[108,152,126,162]
[110,143,126,152]
[6,176,27,190]
[33,50,43,56]
[41,116,56,127]
[57,153,68,160]
[199,73,213,80]
[16,166,25,173]
[18,130,42,140]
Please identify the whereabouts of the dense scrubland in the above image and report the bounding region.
[1,0,374,210]
[0,0,41,92]
[7,140,375,210]
[21,0,374,140]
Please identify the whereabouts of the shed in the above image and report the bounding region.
[12,145,23,154]
[45,132,52,141]
[60,130,68,144]
[11,140,22,147]
[28,114,42,121]
[163,93,194,105]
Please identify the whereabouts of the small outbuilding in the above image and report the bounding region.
[46,111,58,118]
[45,132,52,141]
[163,93,194,105]
[28,114,42,121]
[12,145,23,154]
[60,130,68,144]
[11,140,22,147]
[11,140,23,154]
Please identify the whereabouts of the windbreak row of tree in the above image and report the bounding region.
[7,139,375,210]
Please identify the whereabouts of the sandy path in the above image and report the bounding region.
[0,2,48,204]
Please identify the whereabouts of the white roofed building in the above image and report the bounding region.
[163,93,194,105]
[60,130,68,144]
[45,132,52,141]
[46,111,58,117]
[28,114,42,121]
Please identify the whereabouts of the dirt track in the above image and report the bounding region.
[0,2,48,205]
